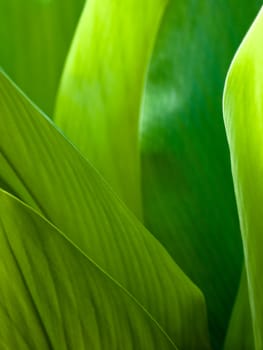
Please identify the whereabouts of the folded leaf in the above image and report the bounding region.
[0,71,211,349]
[139,1,261,346]
[223,6,263,349]
[0,0,84,115]
[55,0,168,217]
[0,189,178,349]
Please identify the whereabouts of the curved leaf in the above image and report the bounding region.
[223,6,263,349]
[139,1,261,346]
[0,71,211,350]
[55,0,168,217]
[0,0,84,115]
[224,270,255,350]
[0,189,177,349]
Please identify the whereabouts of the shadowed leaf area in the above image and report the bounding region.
[140,1,261,348]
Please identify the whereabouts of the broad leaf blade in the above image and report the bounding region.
[0,0,84,115]
[0,189,178,350]
[139,1,261,346]
[55,0,168,217]
[223,6,263,349]
[0,71,211,350]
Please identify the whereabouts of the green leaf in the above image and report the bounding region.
[55,0,168,218]
[223,6,263,349]
[0,189,178,349]
[0,0,84,115]
[0,71,211,350]
[139,1,261,347]
[224,270,255,350]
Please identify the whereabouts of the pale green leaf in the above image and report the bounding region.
[223,6,263,349]
[0,189,178,349]
[55,0,168,217]
[0,0,84,115]
[0,71,211,350]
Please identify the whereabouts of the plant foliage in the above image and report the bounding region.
[0,1,263,349]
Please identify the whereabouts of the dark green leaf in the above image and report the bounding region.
[139,2,261,347]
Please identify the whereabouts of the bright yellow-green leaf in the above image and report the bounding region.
[55,0,168,218]
[0,189,180,349]
[223,6,263,349]
[0,71,211,350]
[0,0,84,115]
[224,270,255,350]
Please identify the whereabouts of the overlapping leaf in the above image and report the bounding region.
[224,270,254,350]
[0,71,211,350]
[223,7,263,349]
[55,0,168,217]
[0,189,180,349]
[0,0,84,115]
[139,1,261,347]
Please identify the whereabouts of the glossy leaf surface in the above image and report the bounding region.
[140,1,261,346]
